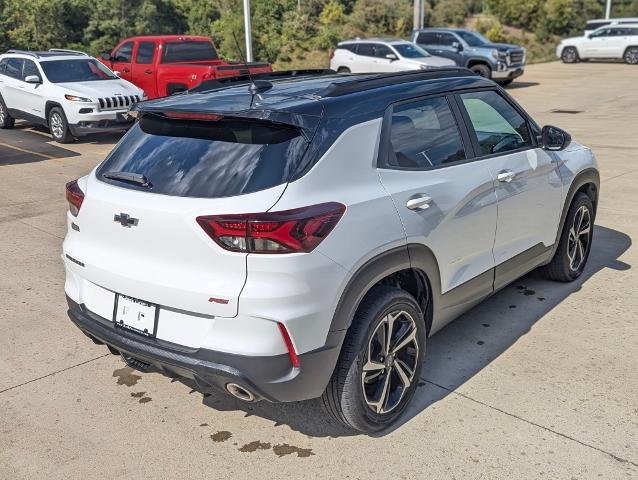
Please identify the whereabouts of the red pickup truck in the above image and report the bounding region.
[99,35,272,99]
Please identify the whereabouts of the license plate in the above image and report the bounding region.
[113,294,157,337]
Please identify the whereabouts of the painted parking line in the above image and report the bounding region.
[0,141,55,160]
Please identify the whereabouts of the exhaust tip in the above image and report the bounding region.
[226,383,255,402]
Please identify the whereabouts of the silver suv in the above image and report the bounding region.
[64,69,599,432]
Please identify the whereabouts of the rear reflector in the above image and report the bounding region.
[196,202,346,254]
[65,180,84,217]
[163,111,222,121]
[278,323,300,369]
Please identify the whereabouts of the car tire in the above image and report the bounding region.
[469,63,491,79]
[0,97,15,129]
[623,47,638,64]
[561,47,580,64]
[48,107,73,143]
[540,193,594,282]
[321,285,426,433]
[337,67,351,74]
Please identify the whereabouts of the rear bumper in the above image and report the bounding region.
[66,296,343,402]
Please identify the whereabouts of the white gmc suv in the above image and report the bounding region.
[557,24,638,63]
[330,38,455,73]
[63,69,599,432]
[0,49,144,142]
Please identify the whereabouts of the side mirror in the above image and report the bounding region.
[113,71,122,77]
[452,41,463,51]
[24,75,41,84]
[385,53,398,61]
[100,53,112,61]
[541,125,571,151]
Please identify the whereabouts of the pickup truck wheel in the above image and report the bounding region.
[540,193,594,282]
[321,285,426,433]
[0,98,15,129]
[561,47,579,63]
[48,107,73,143]
[623,47,638,64]
[469,64,491,79]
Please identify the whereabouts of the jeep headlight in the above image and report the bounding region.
[65,94,92,103]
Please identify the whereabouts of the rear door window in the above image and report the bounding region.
[417,32,438,45]
[385,96,466,169]
[97,115,310,198]
[356,44,376,57]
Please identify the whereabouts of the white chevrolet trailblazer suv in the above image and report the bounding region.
[63,69,599,432]
[0,49,144,143]
[330,38,455,73]
[557,24,638,63]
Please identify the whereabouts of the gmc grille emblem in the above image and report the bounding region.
[114,213,138,228]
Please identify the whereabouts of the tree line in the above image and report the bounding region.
[0,0,636,66]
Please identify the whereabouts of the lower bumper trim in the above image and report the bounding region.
[66,296,344,402]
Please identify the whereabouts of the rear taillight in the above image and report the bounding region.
[196,202,346,254]
[65,180,84,217]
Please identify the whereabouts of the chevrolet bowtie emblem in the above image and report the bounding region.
[114,213,138,228]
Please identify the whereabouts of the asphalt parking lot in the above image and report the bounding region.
[1,62,637,479]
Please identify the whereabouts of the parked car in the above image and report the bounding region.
[557,24,638,64]
[584,17,638,35]
[98,35,272,99]
[0,49,144,143]
[330,38,455,73]
[412,28,525,85]
[63,68,599,433]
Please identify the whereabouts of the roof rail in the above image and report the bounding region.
[318,68,474,97]
[189,69,336,94]
[6,50,40,58]
[48,48,88,56]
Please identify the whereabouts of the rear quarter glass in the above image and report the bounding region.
[96,115,310,198]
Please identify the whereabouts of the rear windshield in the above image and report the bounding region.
[162,41,219,63]
[97,115,309,198]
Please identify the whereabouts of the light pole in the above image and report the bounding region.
[243,0,254,62]
[605,0,612,19]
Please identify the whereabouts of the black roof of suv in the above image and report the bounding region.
[135,68,494,123]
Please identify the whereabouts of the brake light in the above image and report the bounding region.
[278,323,300,369]
[65,180,84,217]
[163,111,222,121]
[196,202,346,254]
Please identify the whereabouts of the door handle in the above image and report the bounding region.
[144,69,153,74]
[123,68,130,73]
[406,194,432,211]
[497,170,516,183]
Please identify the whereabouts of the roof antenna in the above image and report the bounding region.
[231,32,272,105]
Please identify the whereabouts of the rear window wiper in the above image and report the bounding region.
[103,171,152,188]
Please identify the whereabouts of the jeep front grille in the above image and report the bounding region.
[98,95,140,111]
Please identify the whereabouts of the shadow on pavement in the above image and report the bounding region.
[184,225,631,438]
[506,81,540,90]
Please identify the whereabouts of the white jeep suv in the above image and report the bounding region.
[330,38,455,73]
[557,24,638,64]
[63,69,599,432]
[0,50,144,143]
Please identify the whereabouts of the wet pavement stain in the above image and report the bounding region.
[211,431,232,442]
[481,323,490,327]
[138,397,152,404]
[273,444,315,458]
[239,441,271,453]
[477,341,485,346]
[130,391,146,398]
[522,289,536,296]
[538,297,546,301]
[200,423,208,427]
[112,367,141,387]
[509,305,517,309]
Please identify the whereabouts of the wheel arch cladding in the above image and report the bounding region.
[45,101,63,124]
[329,245,440,337]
